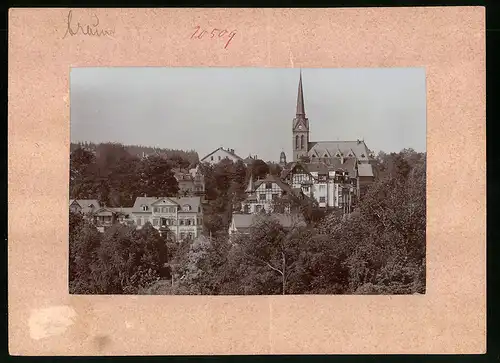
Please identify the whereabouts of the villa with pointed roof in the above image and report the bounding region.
[241,173,304,214]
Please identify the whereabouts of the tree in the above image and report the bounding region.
[70,147,95,183]
[69,219,102,293]
[249,159,269,180]
[137,155,179,197]
[234,216,306,294]
[268,163,283,177]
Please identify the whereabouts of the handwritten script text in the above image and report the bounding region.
[63,10,115,39]
[190,26,236,49]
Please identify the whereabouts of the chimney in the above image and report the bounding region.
[144,193,147,197]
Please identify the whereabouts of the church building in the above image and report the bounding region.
[281,71,376,211]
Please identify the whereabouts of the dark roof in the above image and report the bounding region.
[357,163,374,177]
[70,199,100,214]
[308,140,370,160]
[131,196,202,213]
[254,174,293,193]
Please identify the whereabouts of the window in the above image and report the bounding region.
[218,156,221,161]
[180,232,185,240]
[295,135,299,149]
[137,218,142,226]
[142,205,148,211]
[153,207,159,213]
[319,197,326,203]
[361,154,365,158]
[319,185,326,192]
[243,204,250,213]
[300,135,304,149]
[183,204,191,211]
[259,194,266,201]
[255,205,263,213]
[211,156,214,161]
[265,183,272,189]
[272,193,279,200]
[153,219,158,226]
[303,186,309,193]
[186,219,191,226]
[180,219,185,225]
[312,154,316,158]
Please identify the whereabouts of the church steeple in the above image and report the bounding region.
[296,70,305,117]
[292,70,310,162]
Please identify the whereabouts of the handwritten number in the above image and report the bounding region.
[225,30,237,49]
[191,26,200,39]
[211,29,220,38]
[191,26,236,49]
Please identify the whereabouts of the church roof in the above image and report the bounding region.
[308,140,370,159]
[357,163,374,177]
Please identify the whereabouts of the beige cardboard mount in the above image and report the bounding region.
[8,7,485,355]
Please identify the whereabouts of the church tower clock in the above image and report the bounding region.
[292,71,310,162]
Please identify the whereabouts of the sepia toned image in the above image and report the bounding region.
[8,6,485,355]
[69,67,426,296]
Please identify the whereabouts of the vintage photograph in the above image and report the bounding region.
[69,67,426,295]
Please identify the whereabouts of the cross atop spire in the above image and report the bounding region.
[296,69,305,117]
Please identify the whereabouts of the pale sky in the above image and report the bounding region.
[70,67,426,162]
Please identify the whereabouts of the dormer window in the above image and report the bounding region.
[312,154,316,158]
[324,154,328,158]
[361,154,365,158]
[182,204,191,211]
[142,205,148,211]
[335,153,341,157]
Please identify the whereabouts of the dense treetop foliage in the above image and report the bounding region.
[69,144,426,295]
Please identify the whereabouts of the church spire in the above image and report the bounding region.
[296,69,305,117]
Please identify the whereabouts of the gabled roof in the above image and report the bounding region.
[253,174,293,194]
[281,159,359,180]
[131,196,202,213]
[308,140,370,159]
[91,207,116,216]
[70,199,100,214]
[171,196,202,212]
[200,147,243,162]
[132,197,159,213]
[151,197,180,206]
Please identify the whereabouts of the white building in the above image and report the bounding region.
[200,147,243,165]
[281,160,368,213]
[130,196,204,241]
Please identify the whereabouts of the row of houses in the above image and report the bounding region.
[69,196,203,241]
